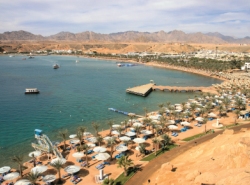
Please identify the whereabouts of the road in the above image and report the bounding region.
[126,123,250,185]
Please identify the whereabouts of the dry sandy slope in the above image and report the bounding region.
[148,129,250,185]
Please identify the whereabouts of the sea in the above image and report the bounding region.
[0,55,222,167]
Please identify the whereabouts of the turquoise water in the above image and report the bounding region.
[0,55,222,166]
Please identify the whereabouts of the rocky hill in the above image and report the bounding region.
[1,30,250,44]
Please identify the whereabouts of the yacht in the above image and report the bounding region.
[53,64,60,69]
[25,88,40,94]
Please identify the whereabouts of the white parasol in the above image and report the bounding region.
[168,120,175,125]
[119,136,131,141]
[116,145,128,152]
[180,121,190,126]
[72,152,84,158]
[70,139,80,144]
[125,131,136,137]
[208,112,217,118]
[140,130,152,135]
[28,151,41,157]
[133,122,143,127]
[103,136,116,141]
[69,134,77,139]
[83,132,91,136]
[112,124,121,128]
[3,172,19,180]
[64,165,81,174]
[133,138,145,144]
[87,143,96,147]
[87,137,97,143]
[95,153,110,161]
[168,125,178,130]
[111,130,120,135]
[31,165,48,174]
[195,117,204,122]
[0,166,11,174]
[93,146,107,153]
[15,179,31,185]
[42,175,56,183]
[50,158,67,165]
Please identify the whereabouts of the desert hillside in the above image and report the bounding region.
[149,129,250,185]
[1,41,250,54]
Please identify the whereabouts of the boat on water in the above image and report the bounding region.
[117,63,123,67]
[28,56,34,59]
[9,55,15,57]
[53,64,60,69]
[76,60,79,63]
[22,58,26,60]
[25,88,40,94]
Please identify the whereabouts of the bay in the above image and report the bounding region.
[0,55,221,166]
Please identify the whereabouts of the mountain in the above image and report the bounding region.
[0,30,44,40]
[0,30,249,44]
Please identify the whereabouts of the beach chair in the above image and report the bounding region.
[102,161,110,165]
[87,149,94,154]
[174,133,178,137]
[143,135,148,140]
[74,178,82,184]
[197,124,202,127]
[171,132,175,136]
[96,164,104,170]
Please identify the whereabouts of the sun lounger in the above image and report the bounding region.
[197,124,202,127]
[102,161,110,165]
[173,133,178,137]
[87,149,94,154]
[73,178,82,184]
[81,161,88,167]
[96,164,104,170]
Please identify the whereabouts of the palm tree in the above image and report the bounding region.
[143,107,148,117]
[82,144,91,167]
[216,105,225,118]
[190,103,197,119]
[138,143,146,156]
[134,126,141,137]
[107,120,114,136]
[122,120,129,132]
[26,171,40,185]
[50,160,64,183]
[102,178,116,185]
[107,138,116,161]
[161,134,171,150]
[117,127,123,136]
[96,135,103,146]
[158,103,164,109]
[223,97,231,113]
[123,140,131,148]
[117,156,134,177]
[152,137,162,156]
[11,155,24,177]
[77,126,86,143]
[77,131,83,147]
[234,109,241,124]
[92,122,100,136]
[202,118,208,133]
[57,129,68,150]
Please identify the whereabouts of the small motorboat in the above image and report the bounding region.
[53,64,60,69]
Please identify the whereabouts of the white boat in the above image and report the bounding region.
[25,88,40,94]
[53,64,59,69]
[9,55,14,57]
[76,60,79,63]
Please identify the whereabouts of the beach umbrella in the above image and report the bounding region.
[31,165,48,174]
[111,130,120,135]
[195,117,204,122]
[72,152,84,158]
[119,136,131,141]
[125,131,136,137]
[180,121,190,126]
[0,166,11,173]
[42,175,56,183]
[168,120,175,125]
[50,158,67,165]
[69,134,77,139]
[168,125,178,130]
[64,165,81,174]
[133,122,143,127]
[3,172,19,181]
[103,136,116,141]
[175,109,182,112]
[28,151,41,157]
[70,139,80,144]
[15,179,31,185]
[95,153,110,161]
[116,145,128,152]
[93,146,107,153]
[83,132,91,136]
[135,146,141,151]
[86,143,96,147]
[140,130,152,135]
[133,138,145,144]
[112,124,121,128]
[208,113,217,118]
[87,137,97,143]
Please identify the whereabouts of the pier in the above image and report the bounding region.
[126,83,216,96]
[126,83,154,97]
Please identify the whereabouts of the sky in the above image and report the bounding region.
[0,0,249,38]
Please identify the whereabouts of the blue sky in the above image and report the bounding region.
[0,0,249,38]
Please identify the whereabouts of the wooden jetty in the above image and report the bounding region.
[126,83,154,97]
[126,83,217,96]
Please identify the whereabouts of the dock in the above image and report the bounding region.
[126,83,154,97]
